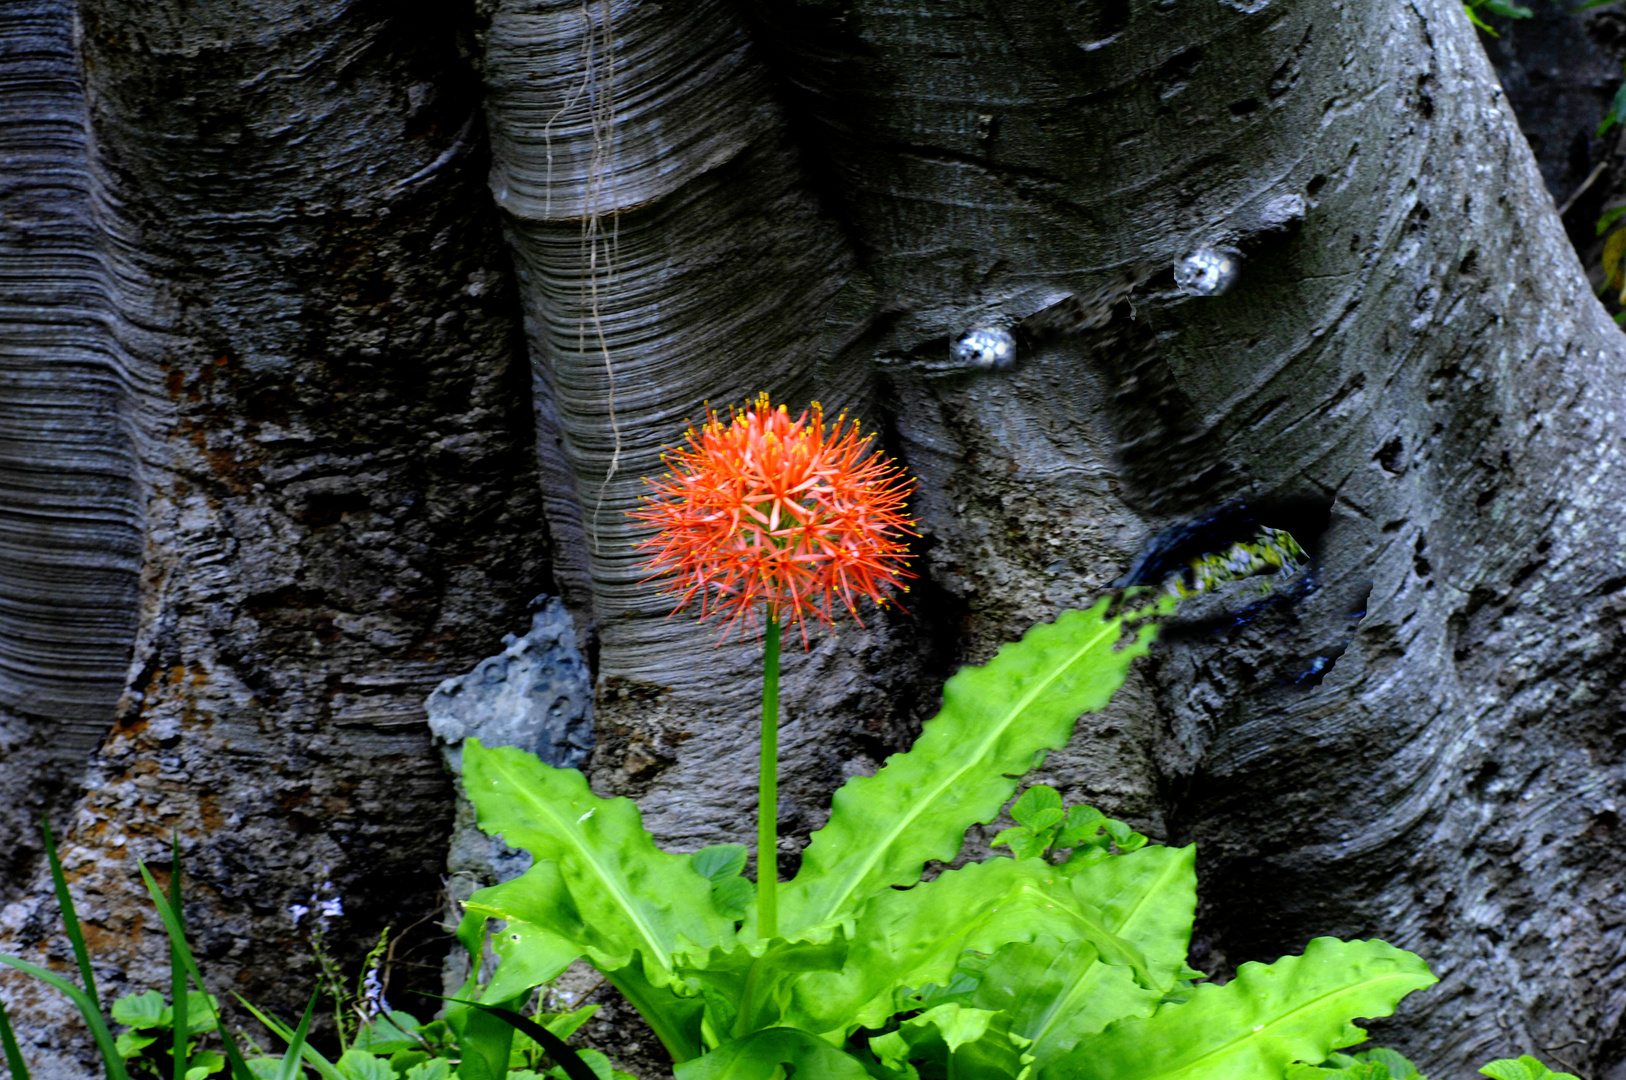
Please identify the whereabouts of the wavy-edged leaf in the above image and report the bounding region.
[461,740,734,985]
[673,933,847,1042]
[780,597,1168,936]
[918,848,1190,1066]
[600,960,707,1065]
[972,938,1158,1074]
[1069,843,1195,991]
[1056,938,1436,1080]
[793,857,1150,1035]
[871,1003,1035,1080]
[673,1028,871,1080]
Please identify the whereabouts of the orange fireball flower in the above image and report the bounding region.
[631,394,916,640]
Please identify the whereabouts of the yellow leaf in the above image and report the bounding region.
[1604,227,1626,297]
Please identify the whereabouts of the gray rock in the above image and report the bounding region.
[427,596,593,988]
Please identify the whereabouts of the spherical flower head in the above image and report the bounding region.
[631,394,916,642]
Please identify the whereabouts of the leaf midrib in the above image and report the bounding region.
[798,613,1126,928]
[1147,967,1425,1080]
[494,754,673,973]
[1030,854,1184,1050]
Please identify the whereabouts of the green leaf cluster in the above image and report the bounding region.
[990,785,1147,865]
[0,819,608,1080]
[1292,1045,1581,1080]
[461,593,1441,1079]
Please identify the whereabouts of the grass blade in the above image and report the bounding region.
[0,954,127,1080]
[169,838,188,1080]
[233,996,344,1080]
[135,864,255,1080]
[41,817,99,1015]
[276,992,319,1080]
[0,1001,30,1080]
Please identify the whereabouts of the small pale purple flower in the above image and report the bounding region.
[289,903,310,926]
[361,968,390,1019]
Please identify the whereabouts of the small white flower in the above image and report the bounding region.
[289,904,310,926]
[320,897,344,920]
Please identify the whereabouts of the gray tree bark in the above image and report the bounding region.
[0,0,550,1072]
[3,0,1625,1077]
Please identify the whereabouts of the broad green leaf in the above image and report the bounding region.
[113,990,169,1029]
[351,1010,422,1055]
[1289,1046,1427,1080]
[793,857,1151,1035]
[993,825,1052,862]
[334,1050,392,1080]
[461,741,734,987]
[116,1030,159,1058]
[444,992,525,1080]
[483,917,579,1004]
[461,860,704,1061]
[1056,806,1108,847]
[692,846,747,882]
[1055,937,1436,1080]
[673,1028,871,1080]
[972,938,1158,1074]
[780,597,1167,936]
[600,961,707,1065]
[871,1003,1034,1080]
[185,1050,225,1079]
[403,1061,451,1080]
[673,933,848,1041]
[1480,1057,1579,1080]
[1011,787,1064,831]
[1366,1048,1425,1080]
[692,846,753,921]
[1070,844,1195,990]
[962,844,1193,1071]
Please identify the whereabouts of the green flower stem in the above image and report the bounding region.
[758,617,783,939]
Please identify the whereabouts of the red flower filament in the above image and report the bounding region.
[631,394,916,639]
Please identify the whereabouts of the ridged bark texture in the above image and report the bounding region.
[0,1,549,1072]
[480,0,950,868]
[473,0,1626,1070]
[0,0,140,894]
[735,0,1626,1072]
[3,0,1626,1077]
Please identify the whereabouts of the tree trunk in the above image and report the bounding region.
[3,0,1625,1076]
[0,0,550,1072]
